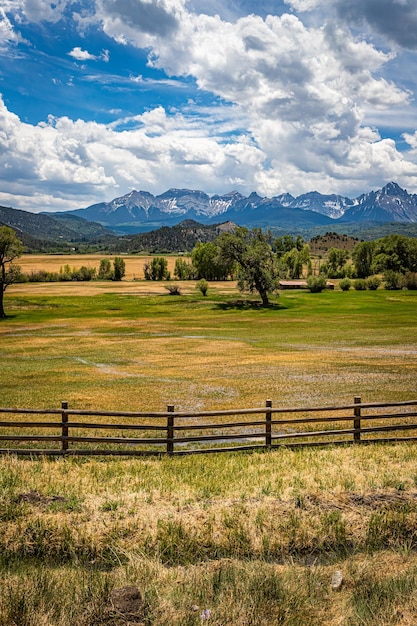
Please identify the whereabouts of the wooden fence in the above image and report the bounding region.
[1,397,417,456]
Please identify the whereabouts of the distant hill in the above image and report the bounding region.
[48,213,115,240]
[121,220,237,253]
[309,232,361,255]
[0,204,116,251]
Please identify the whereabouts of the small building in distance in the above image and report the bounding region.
[279,280,335,290]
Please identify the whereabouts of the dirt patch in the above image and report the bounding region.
[16,490,67,506]
[105,586,144,624]
[302,490,417,511]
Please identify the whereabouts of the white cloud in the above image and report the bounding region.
[90,5,416,195]
[68,46,110,62]
[2,0,70,25]
[0,96,266,211]
[68,47,97,61]
[2,0,417,210]
[0,7,28,48]
[286,0,417,49]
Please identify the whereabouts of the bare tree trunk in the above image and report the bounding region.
[0,288,6,319]
[259,289,269,307]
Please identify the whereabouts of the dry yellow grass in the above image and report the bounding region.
[18,253,180,281]
[2,444,417,624]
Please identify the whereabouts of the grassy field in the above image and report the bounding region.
[1,275,417,624]
[17,253,181,281]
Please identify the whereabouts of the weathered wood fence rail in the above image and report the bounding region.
[1,397,417,456]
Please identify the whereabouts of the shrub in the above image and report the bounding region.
[353,279,367,291]
[403,272,417,290]
[28,270,60,282]
[72,266,96,281]
[366,276,381,291]
[339,278,351,291]
[307,276,327,293]
[165,283,181,295]
[196,278,209,296]
[59,264,73,281]
[384,270,404,290]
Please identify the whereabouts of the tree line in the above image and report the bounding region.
[2,224,417,318]
[143,230,417,304]
[12,257,126,284]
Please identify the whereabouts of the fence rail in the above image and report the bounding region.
[0,397,417,456]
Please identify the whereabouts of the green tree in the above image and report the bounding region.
[371,235,417,274]
[279,244,311,279]
[113,257,126,281]
[174,257,197,280]
[217,227,279,306]
[144,257,169,280]
[326,248,350,276]
[275,235,305,257]
[98,258,113,280]
[352,241,374,278]
[191,242,232,281]
[0,226,24,318]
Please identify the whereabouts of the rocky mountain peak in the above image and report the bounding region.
[65,181,417,233]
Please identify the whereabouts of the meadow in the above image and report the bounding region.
[1,270,417,624]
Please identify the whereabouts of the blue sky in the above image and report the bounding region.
[1,0,417,212]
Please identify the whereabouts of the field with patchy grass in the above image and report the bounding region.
[1,275,417,624]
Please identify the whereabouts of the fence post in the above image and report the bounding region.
[354,396,361,444]
[266,399,272,448]
[167,405,174,455]
[61,401,68,452]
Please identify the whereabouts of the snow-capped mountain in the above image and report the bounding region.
[287,191,353,219]
[339,182,417,222]
[66,182,417,233]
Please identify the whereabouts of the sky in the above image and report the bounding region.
[1,0,417,213]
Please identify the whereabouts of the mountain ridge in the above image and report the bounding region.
[61,181,417,234]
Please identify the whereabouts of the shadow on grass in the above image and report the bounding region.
[215,299,287,311]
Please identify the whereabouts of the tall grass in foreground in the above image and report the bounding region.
[1,445,417,624]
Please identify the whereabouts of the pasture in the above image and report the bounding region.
[1,273,417,624]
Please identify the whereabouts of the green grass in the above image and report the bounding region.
[2,287,417,411]
[2,282,417,624]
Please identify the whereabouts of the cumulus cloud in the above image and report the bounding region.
[92,5,414,195]
[287,0,417,50]
[335,0,417,50]
[6,0,70,24]
[2,0,417,209]
[0,96,267,211]
[68,47,110,61]
[95,0,183,46]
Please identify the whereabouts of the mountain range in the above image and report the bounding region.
[63,181,417,234]
[2,182,417,252]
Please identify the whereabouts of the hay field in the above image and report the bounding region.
[18,253,181,281]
